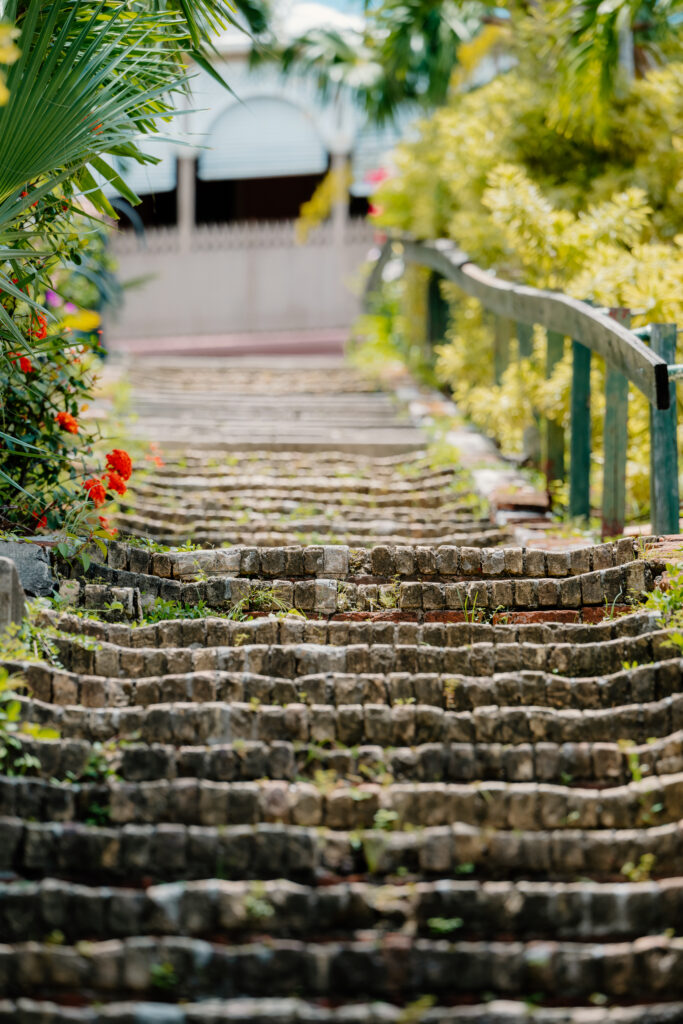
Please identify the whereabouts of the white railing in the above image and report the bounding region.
[110,217,374,255]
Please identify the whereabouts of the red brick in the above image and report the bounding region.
[424,610,469,623]
[492,609,580,624]
[580,604,631,623]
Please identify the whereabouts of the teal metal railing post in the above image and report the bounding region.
[602,308,630,538]
[494,316,512,384]
[569,340,591,519]
[649,324,679,535]
[546,330,565,485]
[516,322,533,359]
[427,272,449,350]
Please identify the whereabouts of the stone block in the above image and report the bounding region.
[0,556,25,631]
[0,541,54,597]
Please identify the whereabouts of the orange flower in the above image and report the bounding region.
[84,477,107,507]
[106,448,133,481]
[55,411,78,434]
[98,515,118,538]
[32,314,47,341]
[105,470,127,496]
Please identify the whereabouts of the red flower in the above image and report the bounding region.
[32,510,47,530]
[106,448,132,481]
[55,411,78,434]
[105,470,127,496]
[84,477,107,507]
[9,352,33,373]
[32,314,47,341]
[98,515,118,537]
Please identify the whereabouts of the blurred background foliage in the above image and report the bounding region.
[317,0,683,521]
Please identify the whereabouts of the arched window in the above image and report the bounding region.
[196,96,329,223]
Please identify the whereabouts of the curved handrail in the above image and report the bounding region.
[366,237,670,410]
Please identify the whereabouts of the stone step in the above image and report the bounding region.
[1,877,681,943]
[45,608,659,650]
[102,540,641,580]
[2,934,683,1001]
[38,631,679,684]
[18,732,683,786]
[3,772,681,830]
[3,997,683,1024]
[6,816,681,882]
[13,657,683,719]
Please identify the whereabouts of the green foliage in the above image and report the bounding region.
[0,0,250,535]
[0,665,58,776]
[150,961,178,990]
[139,598,212,624]
[365,44,683,519]
[427,916,464,935]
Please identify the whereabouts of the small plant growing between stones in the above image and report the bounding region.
[459,592,480,624]
[373,808,400,831]
[245,883,275,921]
[140,598,212,624]
[427,916,463,935]
[0,667,59,776]
[150,961,178,989]
[621,852,655,881]
[85,801,111,827]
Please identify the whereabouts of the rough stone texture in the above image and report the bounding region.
[0,556,25,631]
[2,359,679,1020]
[0,540,54,597]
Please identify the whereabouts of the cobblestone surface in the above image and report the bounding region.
[4,357,683,1021]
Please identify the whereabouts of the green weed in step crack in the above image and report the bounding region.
[621,853,655,881]
[0,666,59,776]
[150,962,178,990]
[138,598,212,624]
[427,916,463,935]
[85,801,111,827]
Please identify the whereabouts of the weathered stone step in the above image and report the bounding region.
[20,730,683,786]
[17,689,683,747]
[45,608,659,651]
[3,773,681,830]
[64,563,653,615]
[2,934,682,1000]
[3,997,683,1024]
[130,467,458,493]
[6,816,681,882]
[14,651,683,717]
[40,630,678,683]
[103,541,639,580]
[115,521,505,549]
[2,877,681,942]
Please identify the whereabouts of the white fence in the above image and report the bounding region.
[107,218,376,338]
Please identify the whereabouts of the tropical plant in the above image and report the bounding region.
[0,0,248,538]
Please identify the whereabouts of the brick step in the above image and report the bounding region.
[18,732,683,787]
[14,653,683,715]
[2,877,682,943]
[2,934,683,1001]
[117,510,497,540]
[44,608,659,650]
[102,540,641,581]
[5,816,681,882]
[129,468,458,493]
[17,689,683,746]
[63,566,653,615]
[3,997,683,1024]
[4,772,682,830]
[41,631,678,683]
[114,522,505,549]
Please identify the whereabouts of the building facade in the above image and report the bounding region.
[107,1,399,340]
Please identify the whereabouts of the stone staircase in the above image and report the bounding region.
[2,358,683,1022]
